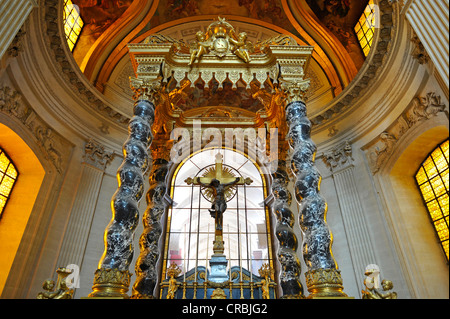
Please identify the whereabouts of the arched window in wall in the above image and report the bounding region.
[415,139,449,261]
[354,0,376,57]
[161,148,274,283]
[63,0,84,51]
[0,148,19,220]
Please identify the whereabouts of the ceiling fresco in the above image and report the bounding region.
[305,0,369,69]
[71,0,134,63]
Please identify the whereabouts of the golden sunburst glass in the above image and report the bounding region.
[199,164,239,202]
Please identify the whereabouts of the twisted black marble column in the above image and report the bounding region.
[285,100,347,298]
[132,156,169,298]
[271,160,304,298]
[89,99,155,298]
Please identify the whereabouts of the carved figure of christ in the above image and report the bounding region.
[185,153,252,253]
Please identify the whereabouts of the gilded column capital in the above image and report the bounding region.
[280,78,311,105]
[130,77,163,102]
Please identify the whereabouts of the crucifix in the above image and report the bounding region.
[185,153,252,255]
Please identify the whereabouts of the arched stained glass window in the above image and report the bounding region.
[415,139,449,261]
[0,148,19,220]
[161,148,274,285]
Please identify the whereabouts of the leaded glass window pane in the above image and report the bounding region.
[0,148,19,219]
[163,148,273,279]
[415,139,449,260]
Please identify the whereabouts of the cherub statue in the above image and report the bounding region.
[188,31,211,65]
[362,278,397,299]
[37,278,74,299]
[229,31,252,63]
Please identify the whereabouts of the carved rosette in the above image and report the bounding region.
[271,159,304,299]
[285,99,347,298]
[132,151,169,299]
[90,81,159,298]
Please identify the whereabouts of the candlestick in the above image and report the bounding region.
[204,225,210,299]
[182,281,187,299]
[239,224,243,280]
[249,236,252,282]
[206,224,209,279]
[228,225,231,280]
[239,224,244,299]
[183,225,186,283]
[193,281,197,299]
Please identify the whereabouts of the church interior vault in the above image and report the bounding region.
[0,0,448,300]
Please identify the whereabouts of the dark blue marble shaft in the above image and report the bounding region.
[285,100,337,271]
[132,157,169,298]
[98,99,155,271]
[272,160,304,298]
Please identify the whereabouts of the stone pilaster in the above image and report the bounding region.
[322,141,378,298]
[57,141,114,271]
[0,0,37,59]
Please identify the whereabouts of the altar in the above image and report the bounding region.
[160,264,276,299]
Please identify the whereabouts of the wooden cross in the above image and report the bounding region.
[185,153,252,254]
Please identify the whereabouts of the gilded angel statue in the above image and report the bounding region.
[229,30,254,63]
[188,30,212,65]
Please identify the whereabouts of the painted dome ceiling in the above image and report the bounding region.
[66,0,375,124]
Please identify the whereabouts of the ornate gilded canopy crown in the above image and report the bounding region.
[128,17,313,94]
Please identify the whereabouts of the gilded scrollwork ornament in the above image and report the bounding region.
[89,268,131,298]
[130,77,162,102]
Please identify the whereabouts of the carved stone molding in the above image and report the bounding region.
[410,33,429,65]
[42,0,129,126]
[6,28,26,58]
[322,140,353,173]
[310,0,396,129]
[365,92,448,174]
[0,84,71,173]
[83,140,115,170]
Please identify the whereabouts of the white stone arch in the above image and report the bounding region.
[373,115,449,298]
